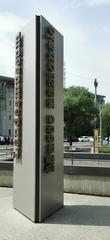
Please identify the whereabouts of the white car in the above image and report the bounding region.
[0,136,5,144]
[78,136,90,142]
[88,136,94,142]
[105,137,110,141]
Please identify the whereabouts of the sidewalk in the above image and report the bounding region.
[0,188,110,240]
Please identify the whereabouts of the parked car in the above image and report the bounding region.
[64,137,78,143]
[0,136,5,144]
[99,136,108,145]
[78,136,90,142]
[4,136,10,145]
[9,136,14,145]
[4,136,14,145]
[88,136,94,142]
[105,136,110,142]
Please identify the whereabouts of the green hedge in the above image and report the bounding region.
[99,144,110,153]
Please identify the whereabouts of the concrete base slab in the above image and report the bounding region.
[1,188,110,240]
[64,174,110,196]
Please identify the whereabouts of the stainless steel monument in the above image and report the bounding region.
[13,15,63,222]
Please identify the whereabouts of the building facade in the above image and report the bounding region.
[0,76,14,136]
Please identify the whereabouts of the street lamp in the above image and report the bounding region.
[94,78,98,153]
[94,78,102,148]
[100,108,102,146]
[94,78,98,103]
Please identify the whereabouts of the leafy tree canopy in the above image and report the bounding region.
[64,86,99,139]
[101,103,110,140]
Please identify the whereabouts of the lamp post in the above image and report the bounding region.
[100,108,102,146]
[93,79,103,149]
[94,78,98,104]
[94,78,98,130]
[94,78,98,153]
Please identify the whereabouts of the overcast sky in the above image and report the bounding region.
[0,0,110,101]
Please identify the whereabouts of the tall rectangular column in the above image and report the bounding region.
[13,15,63,222]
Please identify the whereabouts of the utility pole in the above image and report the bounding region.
[100,108,102,146]
[94,78,98,129]
[94,78,98,153]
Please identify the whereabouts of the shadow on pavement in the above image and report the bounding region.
[45,205,110,226]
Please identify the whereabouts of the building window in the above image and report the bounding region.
[9,101,11,106]
[9,115,11,120]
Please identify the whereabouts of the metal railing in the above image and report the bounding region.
[64,152,110,176]
[64,152,110,167]
[0,146,13,158]
[1,150,110,176]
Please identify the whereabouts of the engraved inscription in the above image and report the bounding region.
[44,26,55,173]
[14,32,23,159]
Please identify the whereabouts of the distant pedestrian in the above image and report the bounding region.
[69,139,72,151]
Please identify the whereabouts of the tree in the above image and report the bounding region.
[101,103,110,143]
[64,86,98,139]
